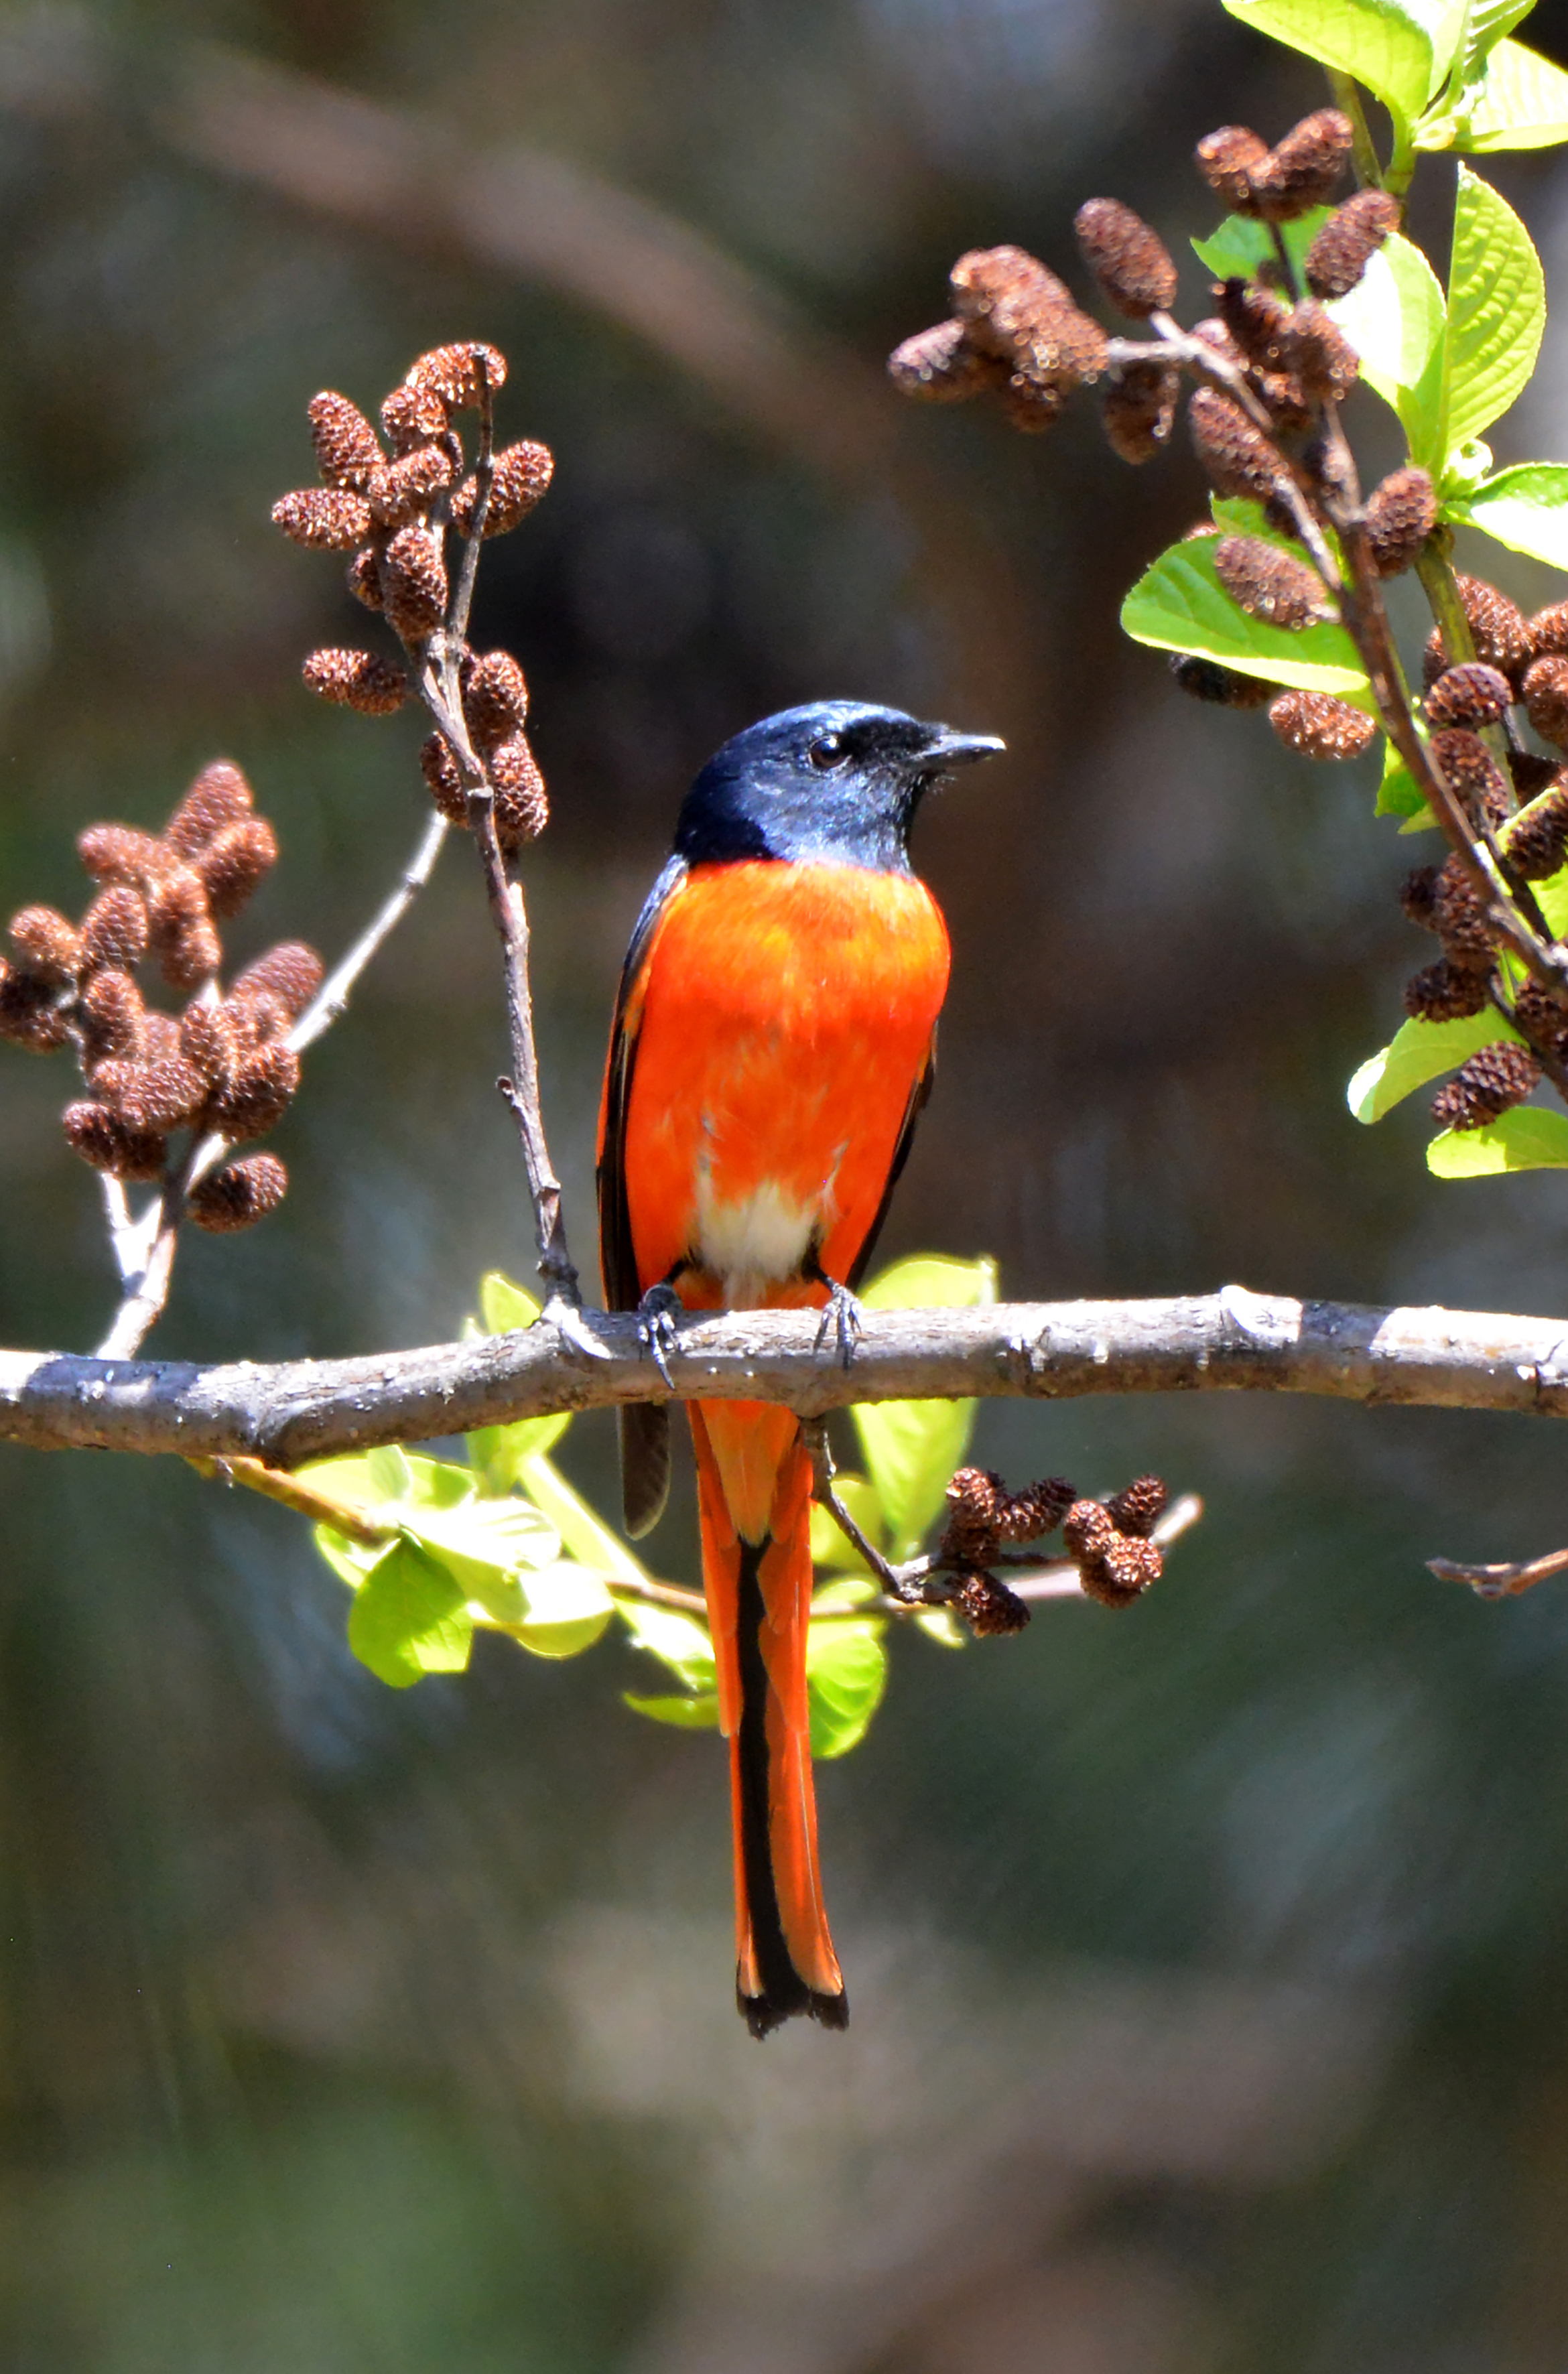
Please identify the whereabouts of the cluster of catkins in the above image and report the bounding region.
[939,1465,1168,1630]
[271,340,553,850]
[888,109,1432,771]
[1390,584,1568,1130]
[0,761,320,1229]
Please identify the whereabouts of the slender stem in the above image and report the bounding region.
[289,807,449,1057]
[801,1416,921,1600]
[1428,1543,1568,1598]
[1327,69,1385,190]
[448,363,495,645]
[186,1451,392,1544]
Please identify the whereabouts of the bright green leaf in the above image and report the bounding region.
[1376,738,1435,825]
[853,1255,995,1558]
[1428,1107,1568,1173]
[312,1524,387,1591]
[395,1453,476,1514]
[805,1618,888,1759]
[504,1563,615,1658]
[1121,539,1368,692]
[1327,235,1447,460]
[1453,0,1539,82]
[1448,463,1568,567]
[1455,37,1568,148]
[915,1606,967,1649]
[623,1691,722,1730]
[809,1475,885,1575]
[1442,167,1545,458]
[811,1575,880,1612]
[365,1444,413,1500]
[1190,209,1329,282]
[517,1452,651,1587]
[617,1599,716,1694]
[346,1540,473,1688]
[1220,0,1447,127]
[476,1271,541,1333]
[407,1496,562,1618]
[1348,1005,1518,1121]
[1527,846,1568,939]
[466,1410,573,1496]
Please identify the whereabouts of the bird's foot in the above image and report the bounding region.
[813,1278,864,1372]
[635,1282,685,1390]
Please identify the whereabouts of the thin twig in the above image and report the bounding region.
[289,806,449,1056]
[1428,1542,1568,1599]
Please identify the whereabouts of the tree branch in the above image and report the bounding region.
[9,1286,1568,1465]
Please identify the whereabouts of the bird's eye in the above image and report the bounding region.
[808,733,845,769]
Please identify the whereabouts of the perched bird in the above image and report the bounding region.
[597,699,1002,2036]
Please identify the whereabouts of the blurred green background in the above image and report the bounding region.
[6,1,1568,2365]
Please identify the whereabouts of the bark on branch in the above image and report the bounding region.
[5,1284,1568,1467]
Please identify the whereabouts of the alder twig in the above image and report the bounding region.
[1428,1542,1568,1598]
[288,806,449,1057]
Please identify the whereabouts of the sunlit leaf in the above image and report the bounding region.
[1121,538,1368,692]
[617,1599,716,1694]
[517,1453,652,1587]
[623,1691,722,1730]
[1442,168,1545,457]
[854,1255,996,1559]
[312,1524,387,1591]
[1327,235,1447,461]
[503,1563,615,1658]
[346,1540,473,1687]
[915,1606,967,1648]
[1453,0,1538,82]
[1220,0,1449,129]
[476,1271,542,1333]
[809,1475,886,1574]
[1428,1108,1568,1173]
[1376,738,1435,826]
[1448,462,1568,567]
[1190,209,1328,282]
[805,1617,889,1759]
[467,1410,574,1496]
[1454,37,1568,148]
[1348,1006,1518,1121]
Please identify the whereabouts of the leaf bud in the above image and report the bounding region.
[1267,689,1376,759]
[308,391,383,492]
[188,1152,288,1232]
[1072,198,1179,318]
[1214,534,1329,629]
[1432,1041,1541,1130]
[9,905,82,985]
[1305,188,1401,299]
[302,647,408,714]
[271,489,373,549]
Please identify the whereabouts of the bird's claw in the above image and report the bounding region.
[636,1282,684,1390]
[813,1280,864,1372]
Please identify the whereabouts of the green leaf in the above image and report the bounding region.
[1190,209,1329,283]
[1454,37,1568,148]
[1526,842,1568,939]
[1220,0,1451,129]
[1327,235,1447,460]
[346,1540,473,1688]
[915,1606,967,1649]
[853,1255,996,1559]
[1442,167,1545,458]
[503,1563,615,1658]
[805,1618,888,1759]
[1454,0,1538,82]
[808,1475,885,1575]
[1376,738,1435,826]
[476,1271,541,1333]
[312,1524,385,1591]
[623,1691,722,1730]
[617,1599,716,1695]
[467,1410,572,1496]
[1121,539,1368,692]
[516,1452,652,1587]
[1428,1107,1568,1173]
[1348,1005,1518,1120]
[1448,463,1568,567]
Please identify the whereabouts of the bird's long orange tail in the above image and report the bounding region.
[689,1398,847,2036]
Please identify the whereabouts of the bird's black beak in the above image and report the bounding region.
[920,727,1006,769]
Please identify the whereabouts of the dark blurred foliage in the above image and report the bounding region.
[6,1,1568,2366]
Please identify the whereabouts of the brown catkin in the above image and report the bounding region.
[1195,125,1270,212]
[1268,689,1377,760]
[1432,1041,1541,1131]
[450,442,556,538]
[215,1042,300,1140]
[270,489,373,549]
[1404,961,1490,1023]
[165,759,253,858]
[231,940,324,1020]
[1364,466,1437,578]
[179,998,240,1083]
[419,732,469,825]
[93,1054,210,1132]
[1093,1534,1164,1601]
[365,444,456,528]
[1425,663,1513,730]
[9,906,81,984]
[79,886,149,972]
[1100,362,1179,462]
[0,966,67,1050]
[887,320,1004,401]
[407,341,507,410]
[943,1467,1006,1560]
[1512,751,1562,802]
[1455,574,1536,681]
[1279,300,1360,402]
[379,379,448,455]
[76,823,167,886]
[1188,388,1284,501]
[950,246,1107,397]
[194,818,278,919]
[1072,198,1179,318]
[1522,655,1568,750]
[1305,188,1402,299]
[346,547,383,610]
[61,1101,167,1180]
[1430,729,1511,829]
[144,864,210,950]
[1530,601,1568,658]
[1217,278,1292,370]
[462,650,529,746]
[1432,856,1498,965]
[1169,655,1277,708]
[227,990,289,1048]
[80,970,147,1064]
[188,1153,288,1232]
[1512,981,1568,1058]
[1000,1477,1078,1540]
[1252,109,1352,220]
[1399,866,1439,929]
[491,736,549,846]
[308,391,383,492]
[159,915,223,994]
[379,525,448,641]
[1506,787,1568,880]
[952,1571,1032,1637]
[302,648,407,714]
[1214,535,1328,629]
[143,1012,182,1065]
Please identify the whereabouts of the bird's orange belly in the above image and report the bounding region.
[618,858,950,1310]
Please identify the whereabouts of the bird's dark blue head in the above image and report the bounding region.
[672,700,1004,874]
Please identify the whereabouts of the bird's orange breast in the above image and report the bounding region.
[611,858,950,1309]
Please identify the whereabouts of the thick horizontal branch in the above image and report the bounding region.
[5,1286,1568,1466]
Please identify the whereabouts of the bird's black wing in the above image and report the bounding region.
[846,1029,937,1291]
[598,856,688,1537]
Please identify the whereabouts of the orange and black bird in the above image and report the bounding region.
[597,700,1003,2036]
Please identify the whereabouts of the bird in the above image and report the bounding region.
[597,699,1004,2035]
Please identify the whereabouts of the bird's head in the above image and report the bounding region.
[673,700,1004,873]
